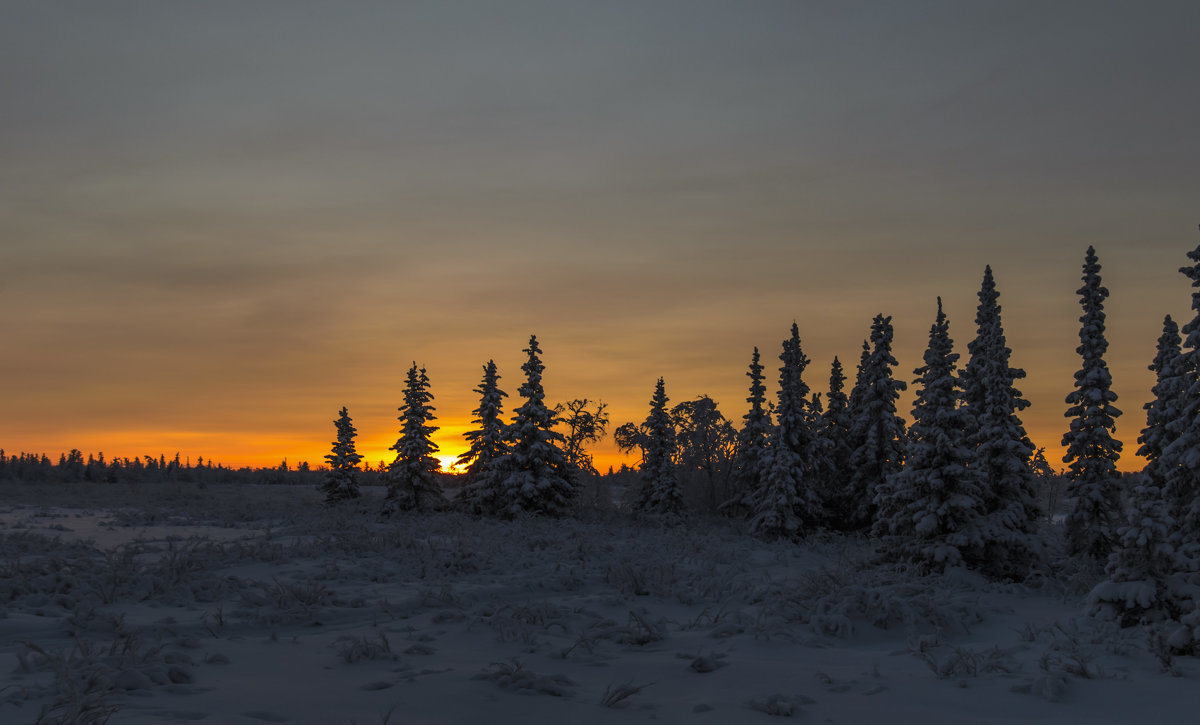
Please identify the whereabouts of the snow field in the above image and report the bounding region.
[0,482,1194,724]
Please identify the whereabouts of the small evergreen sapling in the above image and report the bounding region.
[1088,483,1190,628]
[322,406,363,503]
[382,363,444,513]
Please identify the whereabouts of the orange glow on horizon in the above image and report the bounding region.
[3,406,1148,476]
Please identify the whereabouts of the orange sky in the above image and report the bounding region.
[8,242,1193,476]
[3,3,1198,475]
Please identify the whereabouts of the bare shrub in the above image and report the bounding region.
[600,680,653,707]
[335,630,395,664]
[473,658,575,697]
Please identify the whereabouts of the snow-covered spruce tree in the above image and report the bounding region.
[382,364,444,513]
[960,266,1043,579]
[1138,315,1185,478]
[874,299,983,570]
[1089,482,1191,628]
[816,356,854,526]
[488,335,577,517]
[1161,243,1200,564]
[805,390,832,512]
[844,315,907,532]
[454,360,508,514]
[1062,246,1124,562]
[807,392,824,424]
[847,340,871,422]
[636,377,684,518]
[831,341,872,529]
[722,347,772,517]
[1144,315,1194,552]
[322,406,363,504]
[750,323,820,538]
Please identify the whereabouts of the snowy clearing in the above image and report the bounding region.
[0,482,1192,724]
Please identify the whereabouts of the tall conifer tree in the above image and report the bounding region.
[847,340,871,421]
[455,360,508,513]
[723,347,772,516]
[844,315,907,531]
[383,364,443,513]
[751,324,819,537]
[817,356,854,526]
[1161,242,1200,563]
[875,299,982,570]
[961,266,1042,578]
[805,391,831,507]
[1138,315,1185,476]
[489,335,577,517]
[1062,246,1124,561]
[636,377,684,518]
[835,341,871,529]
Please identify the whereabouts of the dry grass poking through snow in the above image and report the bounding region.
[0,481,1195,724]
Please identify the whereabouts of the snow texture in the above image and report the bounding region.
[2,481,1198,725]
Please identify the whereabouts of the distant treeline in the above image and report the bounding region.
[0,448,332,486]
[0,446,632,491]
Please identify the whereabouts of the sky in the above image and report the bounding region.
[3,0,1199,473]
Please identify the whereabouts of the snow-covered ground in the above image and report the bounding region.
[0,482,1191,724]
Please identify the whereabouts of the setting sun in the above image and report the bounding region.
[436,455,464,474]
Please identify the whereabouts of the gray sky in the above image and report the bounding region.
[3,1,1198,468]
